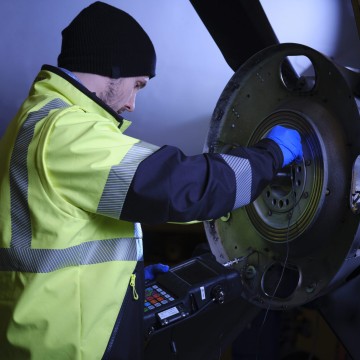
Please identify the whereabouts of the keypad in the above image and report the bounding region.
[144,284,175,312]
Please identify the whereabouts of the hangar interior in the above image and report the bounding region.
[142,1,360,359]
[1,1,360,359]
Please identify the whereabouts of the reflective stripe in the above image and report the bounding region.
[10,99,69,248]
[0,238,138,272]
[135,223,143,261]
[3,99,142,273]
[220,154,252,209]
[97,141,159,219]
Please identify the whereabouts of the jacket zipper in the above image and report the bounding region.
[130,274,139,300]
[102,272,139,359]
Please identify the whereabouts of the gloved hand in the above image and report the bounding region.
[144,263,170,281]
[266,125,303,167]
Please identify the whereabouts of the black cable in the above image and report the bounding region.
[255,163,299,359]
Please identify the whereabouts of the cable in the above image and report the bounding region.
[255,163,299,359]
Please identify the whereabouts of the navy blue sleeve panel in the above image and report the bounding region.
[121,139,283,224]
[227,138,284,200]
[121,145,236,224]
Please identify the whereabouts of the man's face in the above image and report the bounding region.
[99,76,149,114]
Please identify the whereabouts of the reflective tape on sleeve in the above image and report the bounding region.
[97,141,159,219]
[220,154,252,209]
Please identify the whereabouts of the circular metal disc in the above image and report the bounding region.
[204,43,360,310]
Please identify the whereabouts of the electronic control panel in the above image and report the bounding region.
[143,253,242,339]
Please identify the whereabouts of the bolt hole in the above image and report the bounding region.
[280,55,316,92]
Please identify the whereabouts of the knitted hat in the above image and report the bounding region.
[58,1,156,78]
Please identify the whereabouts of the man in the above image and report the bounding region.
[0,2,303,359]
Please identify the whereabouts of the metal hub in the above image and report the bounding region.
[247,109,323,242]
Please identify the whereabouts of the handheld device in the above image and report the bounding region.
[143,253,242,338]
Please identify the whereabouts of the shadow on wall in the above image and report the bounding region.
[0,87,30,138]
[334,0,360,69]
[127,114,213,155]
[0,106,19,138]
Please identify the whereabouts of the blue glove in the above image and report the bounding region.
[144,263,170,281]
[266,125,303,167]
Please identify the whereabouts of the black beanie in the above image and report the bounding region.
[58,1,156,78]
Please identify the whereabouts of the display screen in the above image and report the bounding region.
[172,260,217,285]
[157,306,180,320]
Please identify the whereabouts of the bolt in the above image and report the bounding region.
[245,265,257,279]
[303,192,309,199]
[305,160,311,166]
[305,282,317,293]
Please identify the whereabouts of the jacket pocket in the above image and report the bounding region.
[102,261,144,360]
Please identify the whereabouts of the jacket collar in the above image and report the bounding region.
[34,65,131,132]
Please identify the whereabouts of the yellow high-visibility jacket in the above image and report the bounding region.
[0,65,283,359]
[0,66,159,359]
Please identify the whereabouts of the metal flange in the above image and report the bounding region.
[204,43,360,309]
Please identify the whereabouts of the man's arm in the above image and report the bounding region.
[120,139,283,224]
